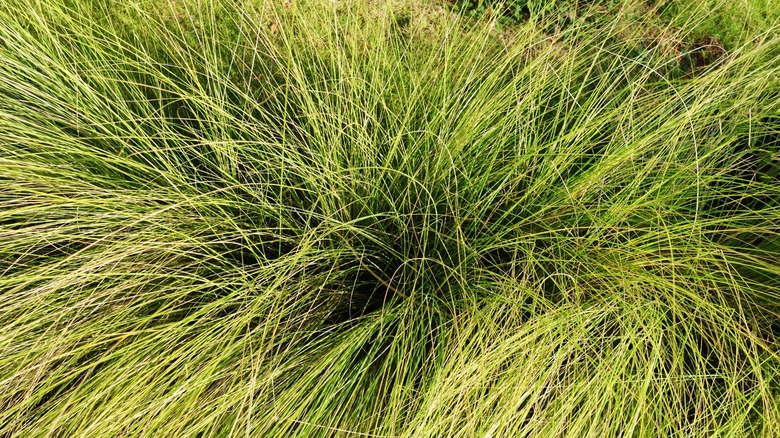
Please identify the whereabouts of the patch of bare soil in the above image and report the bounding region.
[678,35,727,72]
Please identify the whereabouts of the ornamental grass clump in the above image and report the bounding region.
[1,0,779,436]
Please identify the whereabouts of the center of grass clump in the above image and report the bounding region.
[328,211,461,323]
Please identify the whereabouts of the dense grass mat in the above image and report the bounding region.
[1,0,779,436]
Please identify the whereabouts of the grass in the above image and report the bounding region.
[659,0,780,50]
[1,0,779,436]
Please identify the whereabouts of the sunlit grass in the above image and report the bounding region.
[1,0,779,436]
